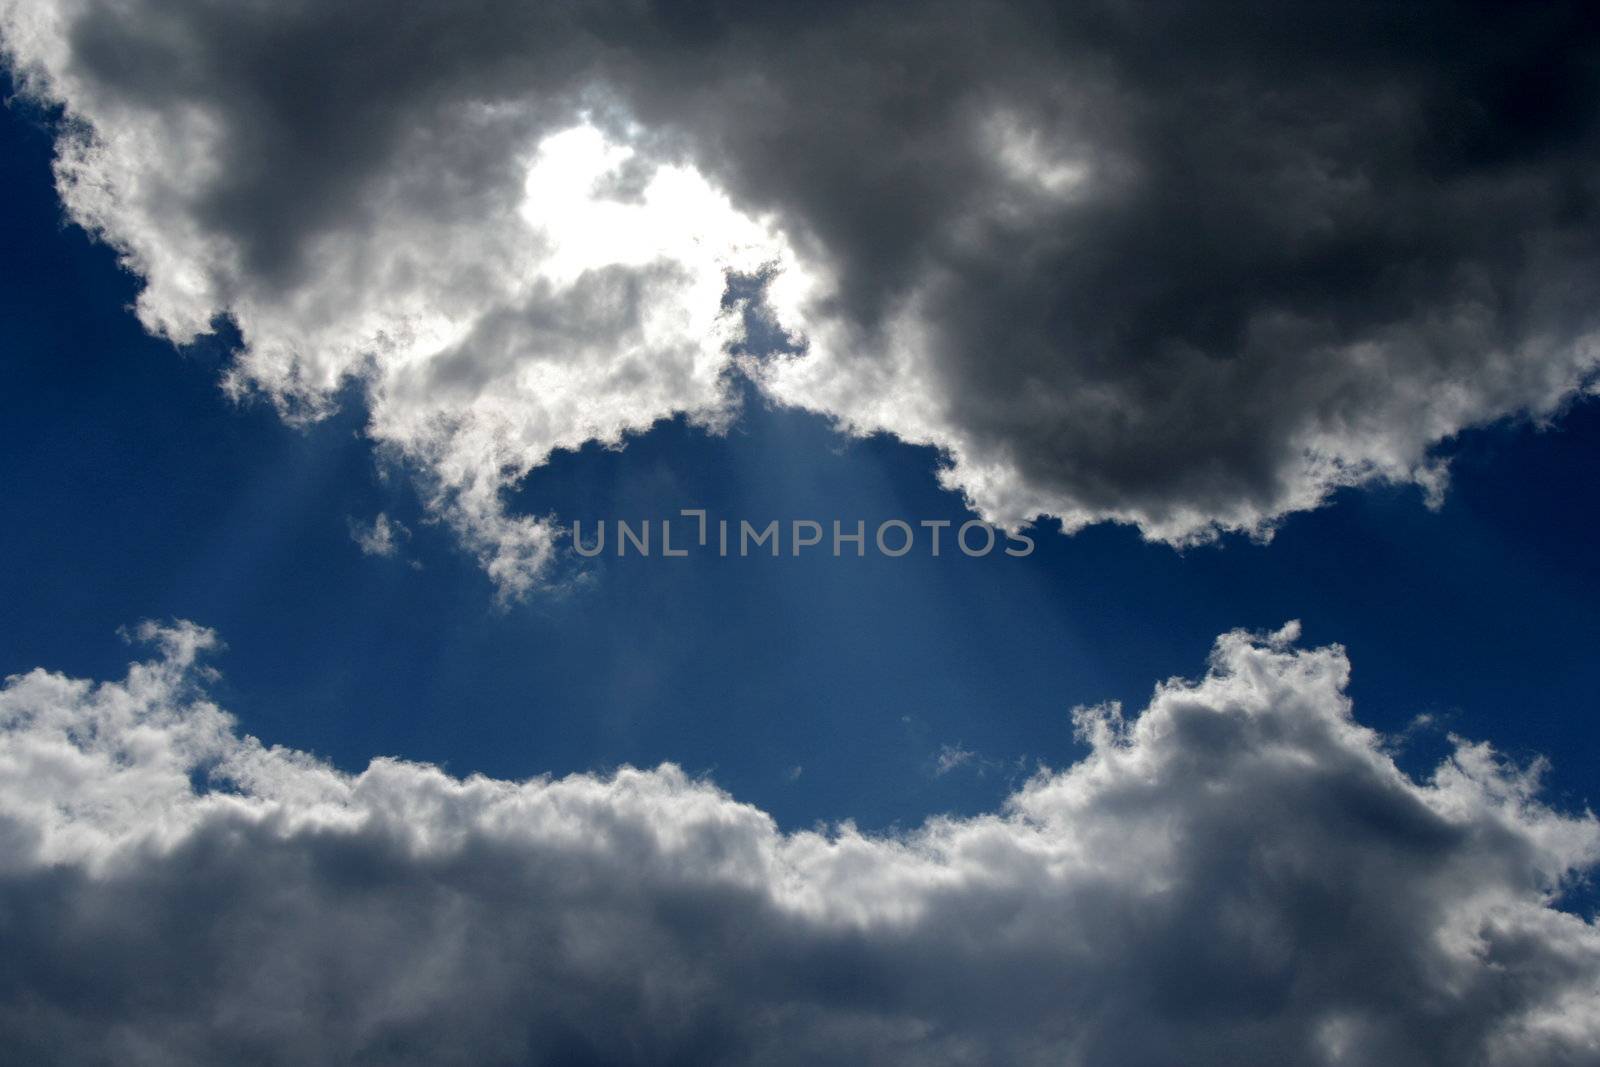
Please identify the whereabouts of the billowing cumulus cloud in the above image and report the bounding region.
[2,621,1597,1064]
[0,0,813,597]
[5,1,1600,589]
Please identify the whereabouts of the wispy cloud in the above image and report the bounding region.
[348,513,408,559]
[932,743,976,776]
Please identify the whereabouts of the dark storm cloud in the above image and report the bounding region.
[0,622,1596,1065]
[733,0,1600,536]
[5,0,1600,560]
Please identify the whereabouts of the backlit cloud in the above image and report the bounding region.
[6,1,1600,591]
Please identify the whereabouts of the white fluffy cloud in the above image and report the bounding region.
[1,0,811,597]
[5,0,1600,590]
[2,621,1597,1064]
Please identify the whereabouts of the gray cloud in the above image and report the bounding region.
[742,1,1600,537]
[5,0,1600,586]
[1,621,1597,1065]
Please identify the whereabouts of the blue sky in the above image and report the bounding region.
[5,94,1598,832]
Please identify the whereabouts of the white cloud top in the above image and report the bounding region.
[2,621,1597,1063]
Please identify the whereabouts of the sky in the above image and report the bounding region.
[3,3,1600,1064]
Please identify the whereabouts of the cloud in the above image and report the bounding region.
[6,1,1600,589]
[743,3,1600,540]
[932,742,976,776]
[348,512,408,558]
[0,1,810,598]
[2,620,1597,1064]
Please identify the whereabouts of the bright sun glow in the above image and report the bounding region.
[519,123,801,288]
